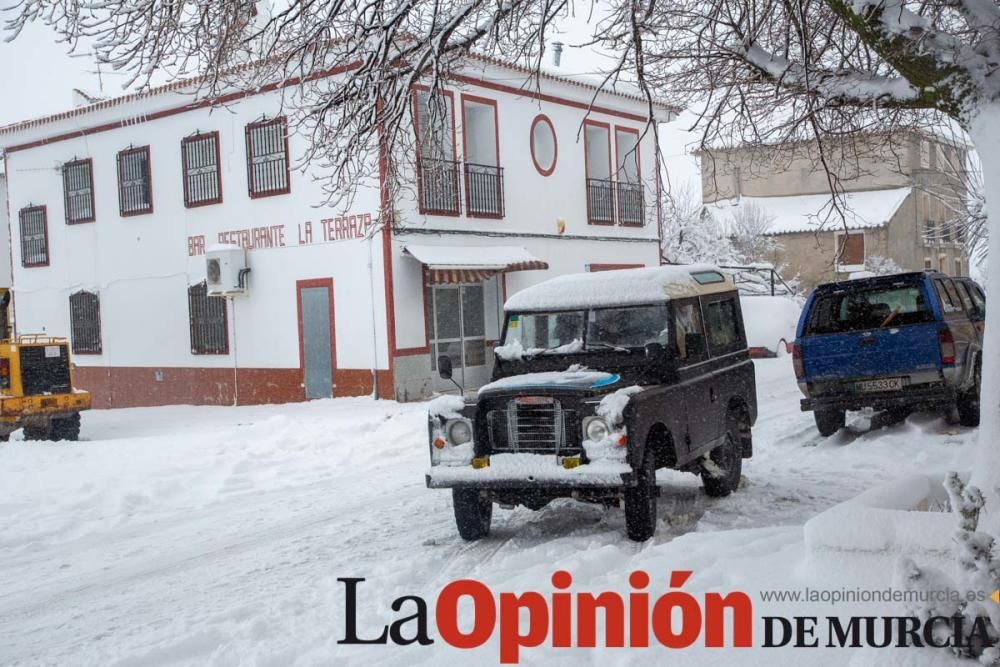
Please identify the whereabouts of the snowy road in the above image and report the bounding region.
[0,358,976,666]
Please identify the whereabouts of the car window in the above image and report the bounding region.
[935,278,963,314]
[805,281,934,335]
[705,298,741,353]
[588,305,670,349]
[954,281,975,314]
[673,300,704,361]
[505,312,584,351]
[969,284,987,315]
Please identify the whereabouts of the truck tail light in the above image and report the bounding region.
[939,327,956,365]
[0,358,9,389]
[792,342,805,379]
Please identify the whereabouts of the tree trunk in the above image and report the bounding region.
[969,103,1000,534]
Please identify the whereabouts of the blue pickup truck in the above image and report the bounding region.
[793,272,985,436]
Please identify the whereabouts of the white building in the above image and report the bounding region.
[0,58,674,407]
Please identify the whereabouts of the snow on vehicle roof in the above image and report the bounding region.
[504,264,734,312]
[704,187,912,235]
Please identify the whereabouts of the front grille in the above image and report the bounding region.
[486,397,578,453]
[19,345,71,395]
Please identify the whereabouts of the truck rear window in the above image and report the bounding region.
[805,283,934,335]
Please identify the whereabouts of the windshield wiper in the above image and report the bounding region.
[586,342,633,354]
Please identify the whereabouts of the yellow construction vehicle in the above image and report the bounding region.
[0,290,91,441]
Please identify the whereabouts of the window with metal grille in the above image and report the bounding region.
[117,146,153,215]
[245,118,290,198]
[63,158,95,224]
[69,291,102,354]
[188,282,229,355]
[19,205,49,268]
[182,132,223,207]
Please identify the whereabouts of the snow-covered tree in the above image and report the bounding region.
[864,255,903,275]
[661,183,736,264]
[727,201,779,266]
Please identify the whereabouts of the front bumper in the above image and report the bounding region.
[426,453,635,489]
[0,391,91,422]
[801,383,955,413]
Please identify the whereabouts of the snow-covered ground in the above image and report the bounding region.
[0,358,976,666]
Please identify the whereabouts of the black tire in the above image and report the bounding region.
[452,489,492,541]
[957,363,981,427]
[624,447,658,541]
[51,413,82,442]
[814,409,846,437]
[22,425,51,441]
[702,417,743,497]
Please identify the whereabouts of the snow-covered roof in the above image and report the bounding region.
[504,264,734,312]
[403,244,546,271]
[705,187,912,235]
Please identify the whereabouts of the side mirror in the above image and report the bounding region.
[438,355,453,380]
[684,332,707,358]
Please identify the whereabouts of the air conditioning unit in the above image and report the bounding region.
[205,245,249,295]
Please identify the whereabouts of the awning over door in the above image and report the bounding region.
[402,244,549,285]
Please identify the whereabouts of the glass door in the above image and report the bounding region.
[431,283,487,392]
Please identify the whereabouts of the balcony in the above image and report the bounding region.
[464,163,505,218]
[418,158,462,215]
[586,178,615,224]
[616,181,644,226]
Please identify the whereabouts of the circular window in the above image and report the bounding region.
[530,115,557,176]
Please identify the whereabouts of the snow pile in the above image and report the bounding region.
[477,366,618,395]
[427,394,466,419]
[493,337,583,361]
[740,295,802,351]
[504,264,729,311]
[583,385,643,462]
[596,385,644,424]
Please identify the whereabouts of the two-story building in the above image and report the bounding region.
[700,132,970,290]
[0,57,674,407]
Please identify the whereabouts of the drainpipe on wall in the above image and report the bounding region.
[230,296,239,407]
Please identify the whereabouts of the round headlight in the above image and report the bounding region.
[584,417,610,442]
[446,419,473,445]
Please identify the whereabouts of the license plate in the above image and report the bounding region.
[854,377,904,392]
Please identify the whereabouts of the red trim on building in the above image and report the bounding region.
[588,263,645,272]
[614,125,643,228]
[116,145,154,217]
[62,157,96,224]
[460,93,503,220]
[583,119,613,226]
[296,278,337,383]
[181,131,224,208]
[412,86,460,216]
[529,114,557,177]
[18,204,50,268]
[246,117,292,199]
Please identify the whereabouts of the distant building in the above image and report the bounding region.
[701,132,970,291]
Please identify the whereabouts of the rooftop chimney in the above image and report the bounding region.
[552,42,564,68]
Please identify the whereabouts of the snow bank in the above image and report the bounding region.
[804,472,962,584]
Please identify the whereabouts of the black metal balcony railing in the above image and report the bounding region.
[587,178,615,224]
[418,157,461,214]
[464,163,505,218]
[617,181,644,226]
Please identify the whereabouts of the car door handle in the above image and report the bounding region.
[710,387,717,402]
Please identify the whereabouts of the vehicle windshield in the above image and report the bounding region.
[500,304,670,357]
[805,281,935,335]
